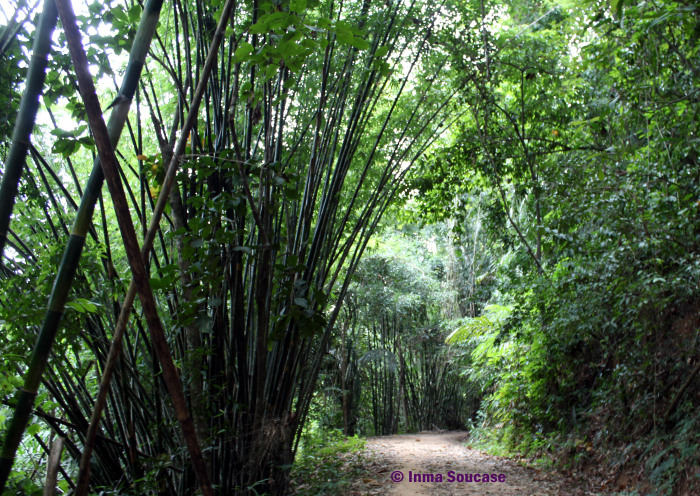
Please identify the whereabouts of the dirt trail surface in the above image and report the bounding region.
[349,432,598,496]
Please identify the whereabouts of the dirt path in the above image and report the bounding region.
[349,432,600,496]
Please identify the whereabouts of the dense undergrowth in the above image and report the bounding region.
[290,431,367,496]
[409,1,700,494]
[456,277,700,495]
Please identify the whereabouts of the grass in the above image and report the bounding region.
[290,430,367,495]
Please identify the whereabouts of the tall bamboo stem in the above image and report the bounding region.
[54,0,222,493]
[71,0,236,493]
[0,0,165,490]
[0,0,57,261]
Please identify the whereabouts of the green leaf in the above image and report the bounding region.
[249,21,269,34]
[336,29,369,50]
[611,0,624,19]
[65,298,99,314]
[149,277,173,290]
[234,42,254,62]
[374,45,389,58]
[290,0,306,13]
[26,424,42,436]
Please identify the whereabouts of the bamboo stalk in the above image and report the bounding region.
[42,436,64,496]
[0,0,57,261]
[70,0,237,493]
[5,0,457,491]
[54,0,215,493]
[0,0,165,491]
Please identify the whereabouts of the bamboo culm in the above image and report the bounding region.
[0,0,165,490]
[0,0,57,261]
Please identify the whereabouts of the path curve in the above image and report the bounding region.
[350,432,590,496]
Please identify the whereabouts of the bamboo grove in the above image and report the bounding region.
[313,240,480,437]
[0,0,458,493]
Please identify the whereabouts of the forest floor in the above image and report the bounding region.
[345,432,611,496]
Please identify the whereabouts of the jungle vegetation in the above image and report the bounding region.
[0,0,698,494]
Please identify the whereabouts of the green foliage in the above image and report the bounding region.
[311,224,482,437]
[291,430,366,495]
[2,0,457,492]
[0,1,30,159]
[445,304,511,345]
[2,0,698,493]
[409,0,700,494]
